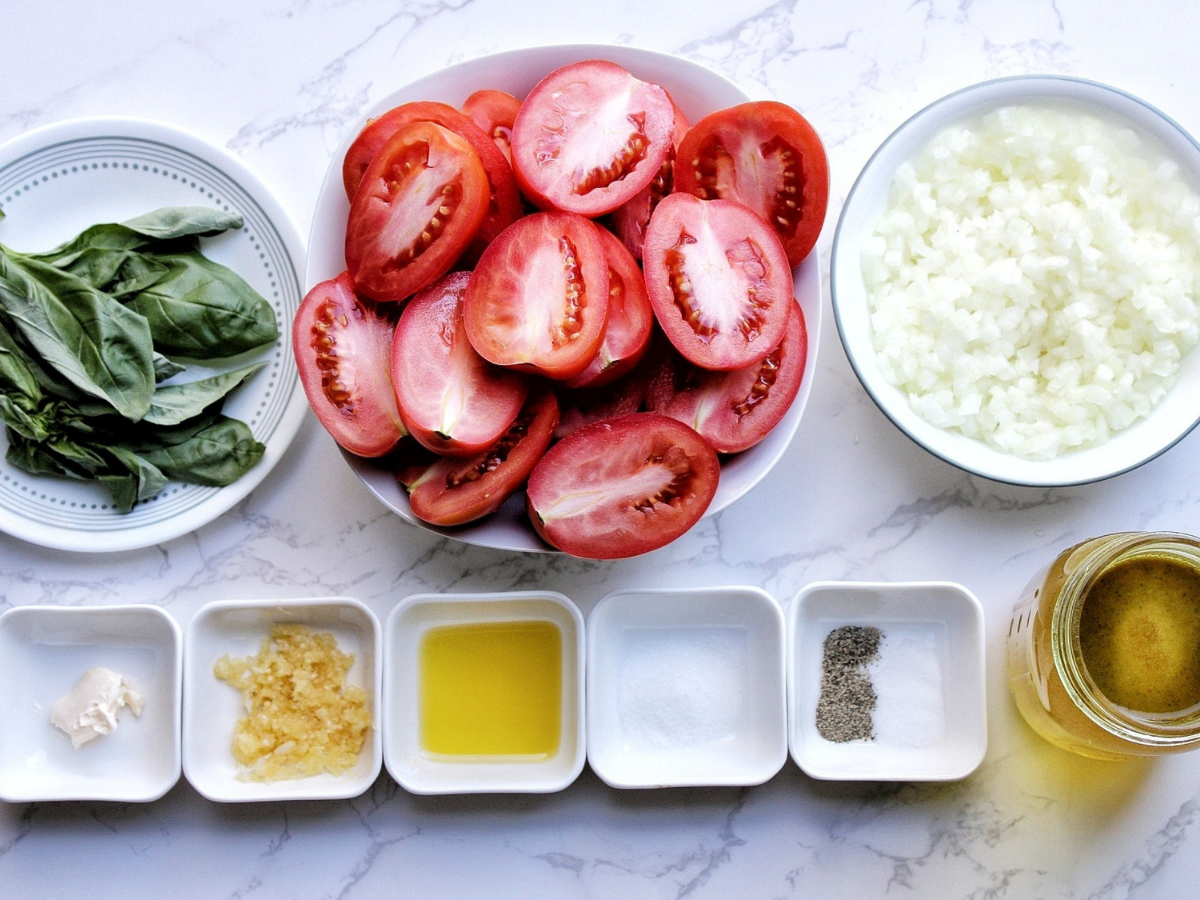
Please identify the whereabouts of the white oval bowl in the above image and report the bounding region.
[832,75,1200,487]
[308,44,822,552]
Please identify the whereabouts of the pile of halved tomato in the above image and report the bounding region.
[294,59,829,559]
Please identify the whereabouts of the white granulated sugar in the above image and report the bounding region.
[870,625,945,748]
[863,103,1200,459]
[617,627,746,750]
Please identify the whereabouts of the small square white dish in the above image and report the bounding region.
[587,586,787,789]
[0,604,182,803]
[384,591,585,794]
[183,597,382,802]
[789,581,987,781]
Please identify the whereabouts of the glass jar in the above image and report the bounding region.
[1007,531,1200,759]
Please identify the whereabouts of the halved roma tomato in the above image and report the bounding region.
[510,60,676,217]
[563,226,653,389]
[293,272,405,457]
[526,412,720,559]
[674,100,829,267]
[345,121,489,303]
[342,100,522,251]
[391,271,527,457]
[463,211,609,380]
[405,388,559,527]
[554,373,646,441]
[606,98,690,261]
[650,299,807,453]
[642,192,793,371]
[461,89,522,166]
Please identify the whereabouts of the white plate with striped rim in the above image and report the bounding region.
[0,117,307,552]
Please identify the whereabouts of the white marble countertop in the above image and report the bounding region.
[4,1,1200,897]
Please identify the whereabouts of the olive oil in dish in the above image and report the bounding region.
[419,620,562,758]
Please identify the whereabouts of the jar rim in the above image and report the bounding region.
[1051,531,1200,747]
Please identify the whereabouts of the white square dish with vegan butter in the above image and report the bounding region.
[0,604,181,803]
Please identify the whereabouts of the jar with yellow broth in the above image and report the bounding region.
[1007,531,1200,759]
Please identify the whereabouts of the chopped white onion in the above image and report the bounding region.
[864,104,1200,459]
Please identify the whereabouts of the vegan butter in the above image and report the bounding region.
[50,667,144,749]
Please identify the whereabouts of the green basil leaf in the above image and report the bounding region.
[0,251,155,420]
[0,307,92,404]
[106,446,168,504]
[30,222,150,269]
[136,415,265,486]
[96,473,139,513]
[121,251,278,358]
[6,431,78,478]
[153,353,186,383]
[30,207,242,270]
[6,424,168,513]
[0,396,50,441]
[0,339,41,402]
[143,362,263,426]
[46,246,139,290]
[108,254,171,298]
[121,207,244,240]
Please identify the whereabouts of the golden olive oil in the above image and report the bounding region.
[1079,555,1200,714]
[419,620,562,758]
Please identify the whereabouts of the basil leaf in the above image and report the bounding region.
[45,245,140,289]
[120,250,278,358]
[6,423,168,512]
[0,307,92,403]
[96,473,139,513]
[30,207,242,270]
[136,415,265,486]
[0,339,41,402]
[153,353,186,383]
[108,254,171,299]
[106,446,168,505]
[0,396,51,442]
[143,362,263,426]
[6,432,79,479]
[30,223,150,269]
[121,207,243,240]
[0,251,156,420]
[7,431,108,479]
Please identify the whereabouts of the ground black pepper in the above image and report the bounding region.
[816,625,882,742]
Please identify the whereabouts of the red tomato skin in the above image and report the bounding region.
[674,100,830,267]
[390,271,528,457]
[525,412,720,559]
[642,192,793,372]
[342,100,522,249]
[562,226,653,390]
[345,121,489,303]
[652,299,808,453]
[406,388,559,527]
[554,371,646,441]
[463,211,610,380]
[461,89,522,166]
[293,272,405,458]
[510,60,676,217]
[607,98,690,261]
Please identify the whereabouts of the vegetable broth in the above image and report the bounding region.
[1080,555,1200,714]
